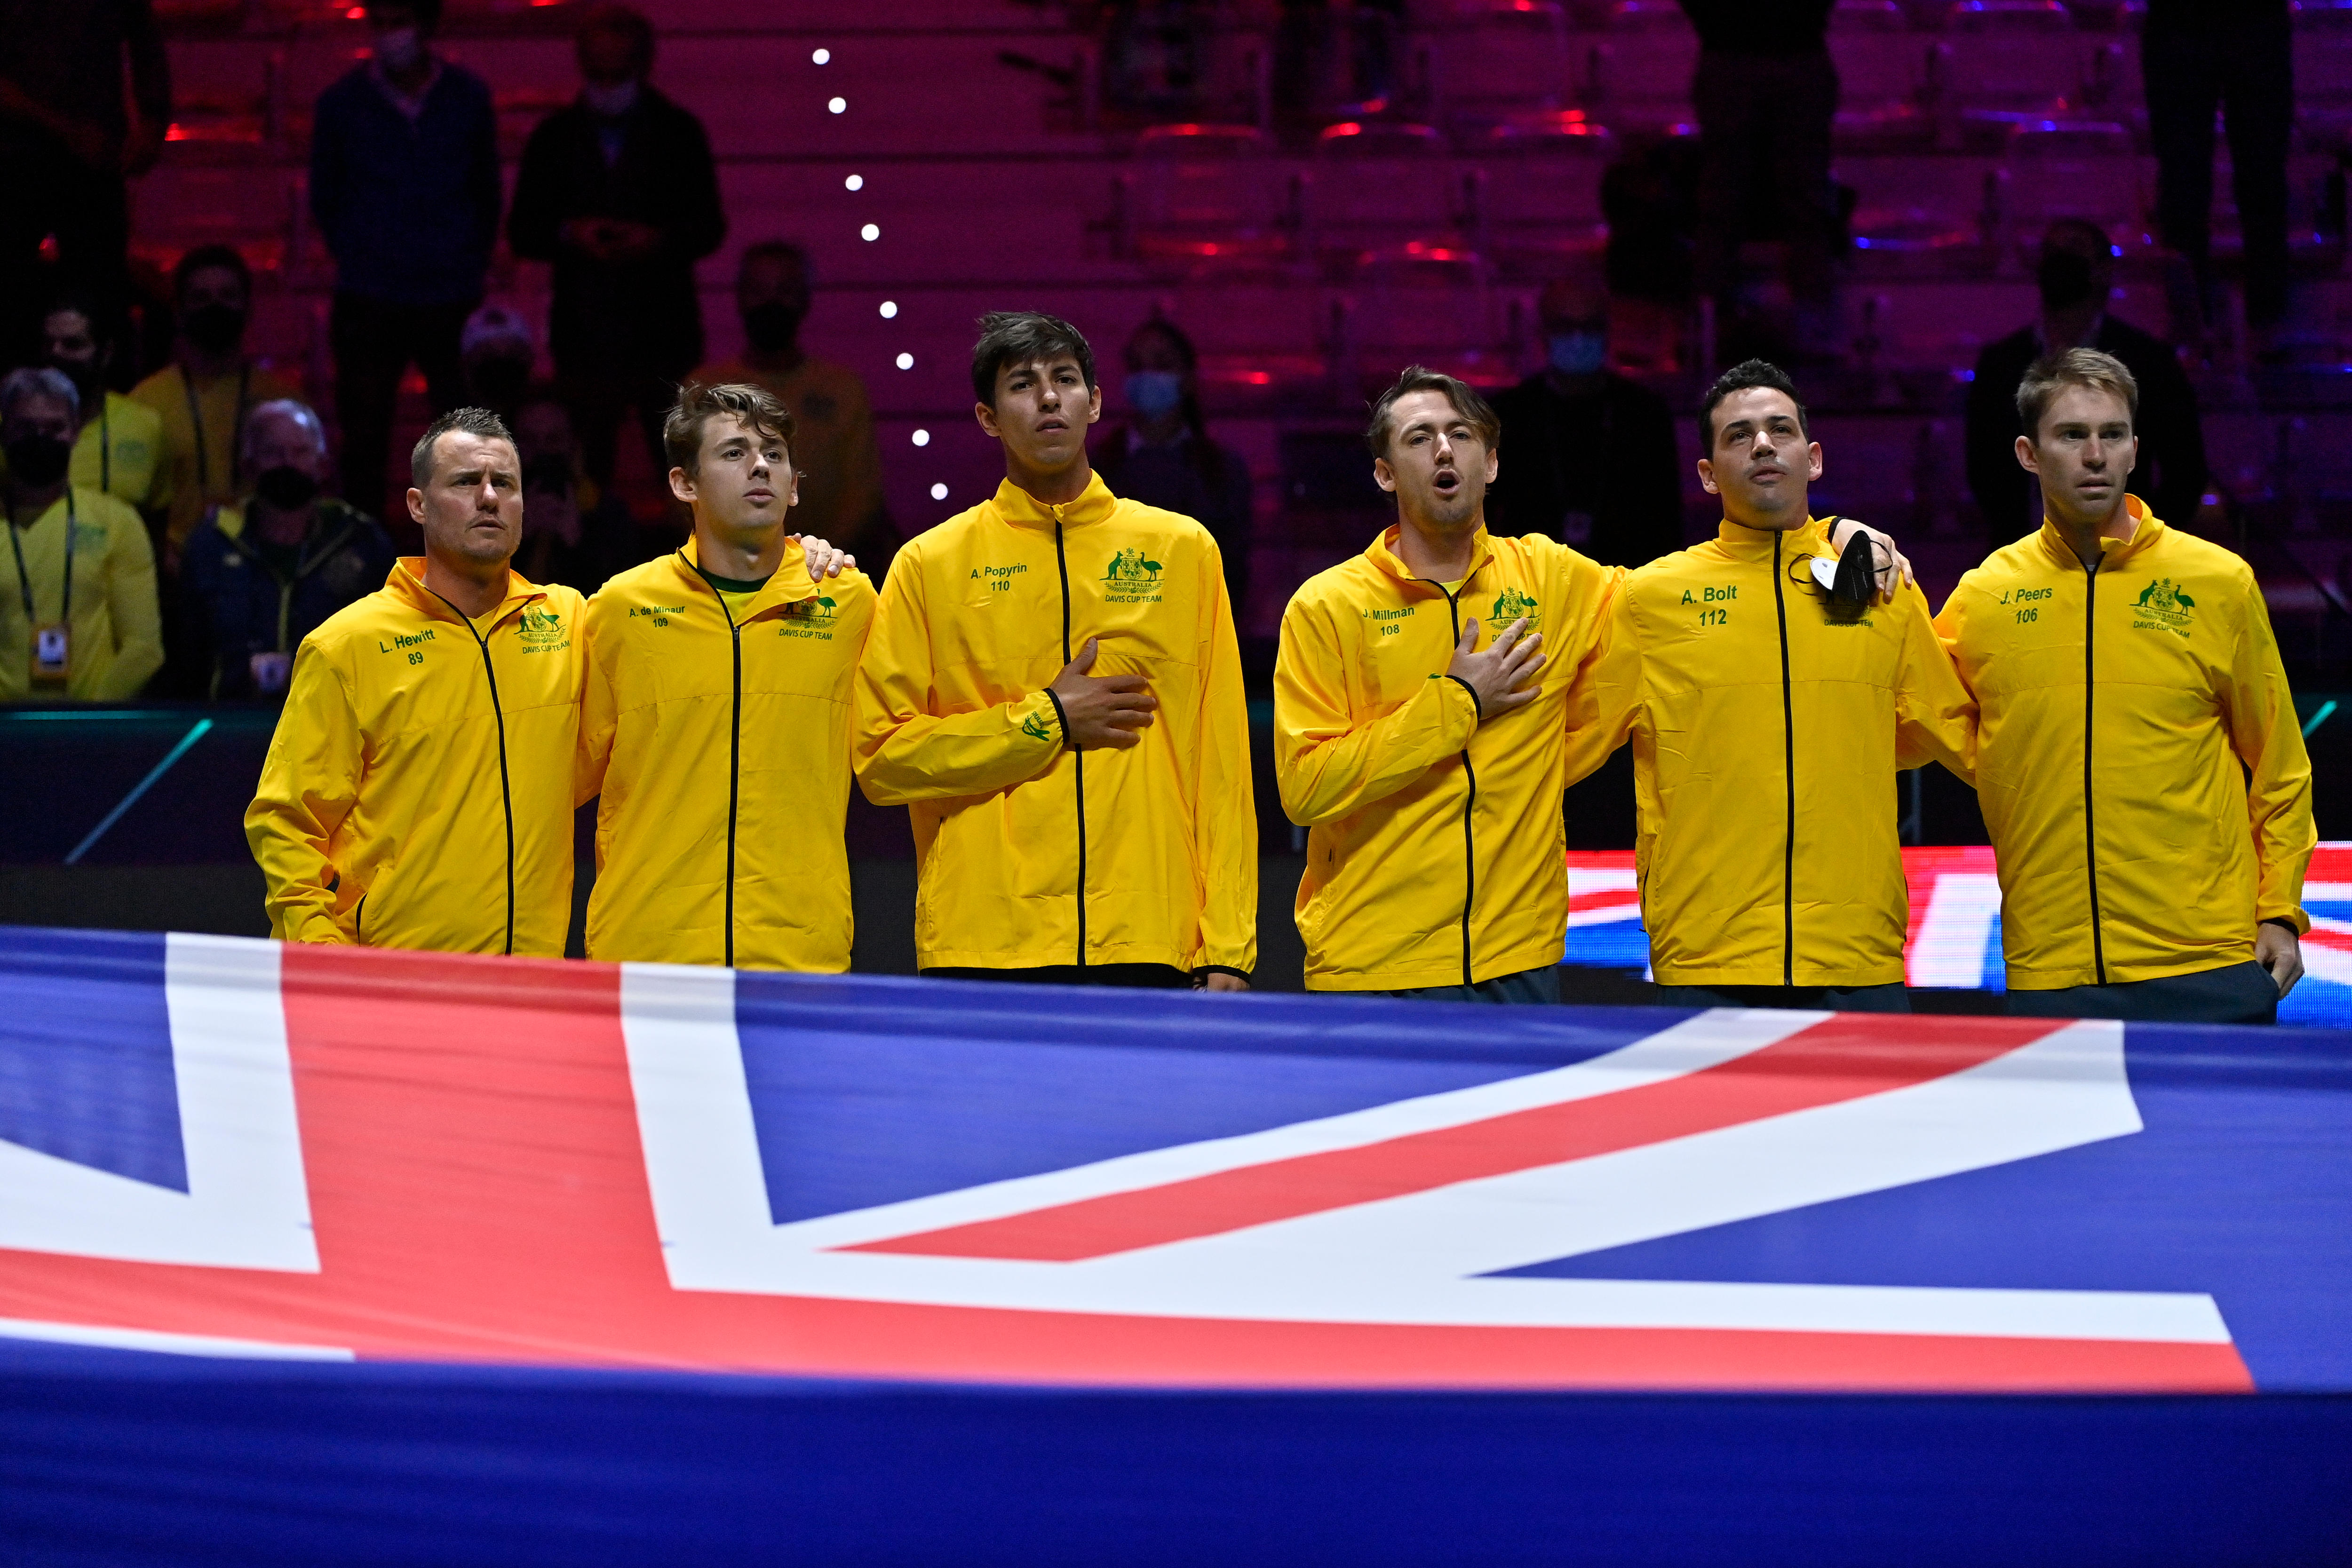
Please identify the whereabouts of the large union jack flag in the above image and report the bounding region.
[0,925,2346,1393]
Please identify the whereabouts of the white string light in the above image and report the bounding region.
[844,174,864,191]
[861,223,880,241]
[811,48,830,64]
[930,483,949,500]
[827,96,846,114]
[879,301,897,318]
[912,430,930,447]
[895,351,914,369]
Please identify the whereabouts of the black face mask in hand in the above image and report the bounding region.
[182,302,247,355]
[4,434,72,488]
[742,301,805,353]
[253,464,320,511]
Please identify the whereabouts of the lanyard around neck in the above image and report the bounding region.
[8,488,76,627]
[183,361,251,495]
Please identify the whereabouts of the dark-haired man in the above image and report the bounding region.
[247,407,588,955]
[1274,367,1619,1000]
[35,295,167,517]
[1563,359,1972,1009]
[1937,347,2312,1023]
[580,382,875,969]
[854,311,1256,989]
[130,245,302,562]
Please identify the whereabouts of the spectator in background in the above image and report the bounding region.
[310,0,501,520]
[0,4,170,357]
[28,293,169,522]
[1486,278,1684,568]
[129,245,302,567]
[0,367,162,702]
[2143,0,2292,341]
[460,303,539,422]
[1090,317,1252,621]
[1967,219,2207,541]
[510,385,650,594]
[1677,0,1838,361]
[689,243,892,571]
[179,400,393,701]
[509,4,725,491]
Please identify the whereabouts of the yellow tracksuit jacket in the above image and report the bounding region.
[0,487,163,701]
[246,560,588,955]
[579,539,876,970]
[1935,499,2314,989]
[1564,516,1977,987]
[853,475,1256,976]
[1274,525,1622,990]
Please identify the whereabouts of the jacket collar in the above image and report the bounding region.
[1364,522,1497,595]
[992,472,1119,532]
[2035,493,2164,571]
[386,558,548,629]
[1713,514,1832,560]
[676,533,817,617]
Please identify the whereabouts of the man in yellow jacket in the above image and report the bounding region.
[1563,360,1976,1010]
[1273,367,1619,1000]
[246,406,591,955]
[579,382,876,970]
[854,311,1256,988]
[0,368,163,702]
[1936,348,2314,1023]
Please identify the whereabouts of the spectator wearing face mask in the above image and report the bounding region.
[178,399,394,702]
[1088,317,1252,621]
[509,384,652,594]
[129,244,302,568]
[1966,219,2208,542]
[1485,278,1685,569]
[310,0,501,522]
[687,241,891,573]
[508,3,725,493]
[0,367,162,702]
[7,291,169,522]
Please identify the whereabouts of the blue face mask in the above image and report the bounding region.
[1124,370,1184,420]
[1547,331,1607,378]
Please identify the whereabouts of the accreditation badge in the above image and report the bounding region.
[31,622,67,688]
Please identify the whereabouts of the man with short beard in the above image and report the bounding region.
[34,293,167,518]
[1938,348,2312,1023]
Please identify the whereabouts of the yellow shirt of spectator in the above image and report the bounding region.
[246,560,588,955]
[1564,516,1977,988]
[854,474,1257,977]
[0,486,163,701]
[1275,525,1622,990]
[580,538,876,971]
[73,392,168,515]
[1934,497,2314,989]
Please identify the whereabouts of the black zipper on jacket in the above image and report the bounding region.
[1772,531,1795,988]
[1441,586,1477,988]
[2082,551,2106,984]
[701,564,746,969]
[1053,512,1087,969]
[426,587,516,956]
